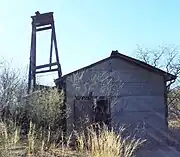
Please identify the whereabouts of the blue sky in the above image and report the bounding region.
[0,0,180,85]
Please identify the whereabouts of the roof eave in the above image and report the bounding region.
[164,74,177,82]
[54,51,177,83]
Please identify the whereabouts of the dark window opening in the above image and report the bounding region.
[94,98,111,128]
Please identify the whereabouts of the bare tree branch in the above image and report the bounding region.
[136,45,180,123]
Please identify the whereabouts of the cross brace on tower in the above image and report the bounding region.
[28,11,62,93]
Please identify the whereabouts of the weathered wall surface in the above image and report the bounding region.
[65,59,113,134]
[65,57,167,141]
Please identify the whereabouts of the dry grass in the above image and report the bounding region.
[0,120,21,156]
[73,124,145,157]
[0,87,145,157]
[0,87,145,156]
[0,121,145,157]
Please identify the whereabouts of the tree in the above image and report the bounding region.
[135,45,180,124]
[0,61,27,122]
[0,61,67,143]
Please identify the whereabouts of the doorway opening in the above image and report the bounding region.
[94,97,111,128]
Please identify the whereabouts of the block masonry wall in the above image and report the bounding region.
[65,57,167,143]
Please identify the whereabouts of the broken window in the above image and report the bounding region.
[74,95,111,131]
[94,97,111,128]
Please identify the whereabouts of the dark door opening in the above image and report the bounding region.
[94,98,111,128]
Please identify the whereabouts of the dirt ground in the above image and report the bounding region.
[136,147,180,157]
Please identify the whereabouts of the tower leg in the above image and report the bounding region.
[52,23,62,78]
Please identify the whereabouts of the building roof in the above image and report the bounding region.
[55,50,176,84]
